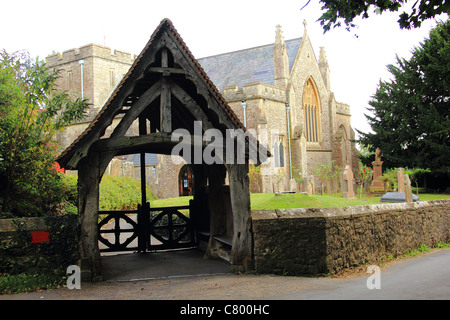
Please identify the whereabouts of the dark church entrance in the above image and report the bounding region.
[179,165,194,196]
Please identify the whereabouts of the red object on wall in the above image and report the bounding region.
[30,231,50,244]
[54,162,66,174]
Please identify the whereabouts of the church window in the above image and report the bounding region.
[303,78,321,143]
[109,70,116,87]
[67,71,73,90]
[274,137,285,168]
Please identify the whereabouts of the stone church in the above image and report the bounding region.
[47,22,358,199]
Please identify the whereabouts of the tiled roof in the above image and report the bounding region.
[198,38,301,92]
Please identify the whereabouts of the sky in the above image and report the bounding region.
[1,0,447,137]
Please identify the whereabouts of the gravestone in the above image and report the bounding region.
[380,172,418,203]
[307,175,315,195]
[342,165,356,199]
[397,168,405,193]
[370,147,385,195]
[404,174,413,203]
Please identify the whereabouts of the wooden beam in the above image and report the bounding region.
[170,81,213,130]
[160,77,172,133]
[110,80,161,139]
[92,132,209,155]
[147,67,185,75]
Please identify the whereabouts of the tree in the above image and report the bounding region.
[357,20,450,176]
[313,0,449,33]
[0,50,88,216]
[405,167,431,194]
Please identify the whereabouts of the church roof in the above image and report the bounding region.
[198,38,301,92]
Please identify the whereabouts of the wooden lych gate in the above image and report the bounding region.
[56,19,268,279]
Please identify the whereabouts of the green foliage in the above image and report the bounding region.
[99,175,157,210]
[0,272,65,295]
[358,20,450,176]
[405,243,431,256]
[405,167,431,194]
[60,174,157,211]
[380,168,399,192]
[0,50,89,217]
[248,164,262,193]
[316,0,448,34]
[312,160,342,195]
[355,163,373,198]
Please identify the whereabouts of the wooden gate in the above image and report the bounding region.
[98,202,197,253]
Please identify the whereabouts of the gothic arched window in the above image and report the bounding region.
[274,137,285,168]
[303,78,321,143]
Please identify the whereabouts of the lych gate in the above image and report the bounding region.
[56,19,268,279]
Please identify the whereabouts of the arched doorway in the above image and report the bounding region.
[178,165,194,196]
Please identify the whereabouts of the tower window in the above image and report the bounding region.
[67,71,73,90]
[109,70,116,87]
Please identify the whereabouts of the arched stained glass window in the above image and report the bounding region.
[303,78,321,143]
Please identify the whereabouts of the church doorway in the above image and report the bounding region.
[178,165,194,196]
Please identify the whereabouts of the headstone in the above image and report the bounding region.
[122,161,134,177]
[397,168,405,193]
[289,179,298,193]
[370,147,385,195]
[109,158,122,176]
[307,175,315,195]
[404,174,413,203]
[342,165,356,199]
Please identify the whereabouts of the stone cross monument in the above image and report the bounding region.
[370,147,385,195]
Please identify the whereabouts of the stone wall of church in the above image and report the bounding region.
[224,82,291,192]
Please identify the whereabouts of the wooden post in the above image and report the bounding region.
[77,152,102,279]
[160,48,172,133]
[139,116,147,205]
[206,165,227,258]
[227,163,253,272]
[138,116,150,252]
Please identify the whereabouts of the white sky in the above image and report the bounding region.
[1,0,447,137]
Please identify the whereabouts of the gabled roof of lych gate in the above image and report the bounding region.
[198,38,301,92]
[57,18,267,170]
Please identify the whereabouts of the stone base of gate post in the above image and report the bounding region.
[231,256,255,273]
[78,258,103,282]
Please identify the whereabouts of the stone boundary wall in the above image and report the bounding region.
[251,200,450,275]
[0,215,79,275]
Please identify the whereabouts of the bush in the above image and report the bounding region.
[0,50,88,218]
[0,273,65,295]
[60,174,157,212]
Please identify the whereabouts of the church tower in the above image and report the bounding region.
[273,25,290,89]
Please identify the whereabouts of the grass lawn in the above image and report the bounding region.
[151,192,450,211]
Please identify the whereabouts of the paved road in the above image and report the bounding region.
[1,248,449,301]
